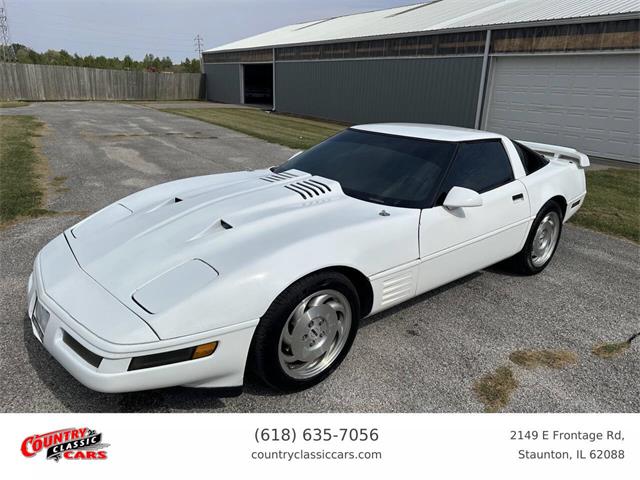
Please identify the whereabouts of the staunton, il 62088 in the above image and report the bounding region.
[28,123,588,394]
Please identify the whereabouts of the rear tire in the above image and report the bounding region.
[248,271,360,392]
[508,201,563,275]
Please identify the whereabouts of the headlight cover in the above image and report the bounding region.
[132,259,218,314]
[33,298,50,336]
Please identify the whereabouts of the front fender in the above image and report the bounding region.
[145,207,419,339]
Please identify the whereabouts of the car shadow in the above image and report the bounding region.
[22,315,232,412]
[359,271,482,328]
[485,260,529,277]
[242,372,291,397]
[245,271,484,398]
[22,272,484,407]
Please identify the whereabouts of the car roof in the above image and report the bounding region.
[351,123,503,142]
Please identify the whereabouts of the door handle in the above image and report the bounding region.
[512,193,524,202]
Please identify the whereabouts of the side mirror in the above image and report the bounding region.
[443,186,483,209]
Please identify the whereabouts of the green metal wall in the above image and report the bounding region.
[275,57,483,127]
[204,63,241,104]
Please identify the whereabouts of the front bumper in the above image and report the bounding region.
[27,236,258,393]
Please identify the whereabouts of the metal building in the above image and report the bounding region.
[203,0,640,163]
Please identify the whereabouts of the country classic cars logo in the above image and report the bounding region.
[21,427,109,461]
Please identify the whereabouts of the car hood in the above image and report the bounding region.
[66,169,361,313]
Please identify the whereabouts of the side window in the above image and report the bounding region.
[436,140,514,204]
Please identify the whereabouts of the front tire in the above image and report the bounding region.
[248,271,360,391]
[509,201,563,275]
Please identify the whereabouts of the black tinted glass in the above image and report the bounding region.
[437,140,514,203]
[274,129,456,208]
[513,141,549,175]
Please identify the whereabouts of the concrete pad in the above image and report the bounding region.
[1,101,638,413]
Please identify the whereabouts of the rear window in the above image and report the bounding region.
[513,141,549,175]
[274,129,456,208]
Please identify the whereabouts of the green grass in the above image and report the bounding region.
[161,107,344,149]
[163,106,639,242]
[0,115,51,224]
[0,101,30,108]
[592,341,631,359]
[509,349,578,369]
[570,169,640,243]
[473,366,518,413]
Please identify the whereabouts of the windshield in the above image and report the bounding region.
[274,129,456,208]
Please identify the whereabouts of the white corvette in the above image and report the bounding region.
[27,124,589,393]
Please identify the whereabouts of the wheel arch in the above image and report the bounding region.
[319,266,374,317]
[246,265,372,389]
[266,265,374,320]
[545,195,567,220]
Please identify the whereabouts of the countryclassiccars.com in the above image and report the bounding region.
[27,123,588,393]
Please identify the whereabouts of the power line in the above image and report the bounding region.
[10,7,195,40]
[1,0,16,62]
[8,29,198,61]
[17,31,195,54]
[10,17,196,44]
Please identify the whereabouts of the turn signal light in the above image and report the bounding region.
[192,342,218,359]
[128,341,219,371]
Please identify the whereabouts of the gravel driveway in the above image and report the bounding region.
[1,102,638,413]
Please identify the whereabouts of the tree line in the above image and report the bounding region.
[2,44,201,73]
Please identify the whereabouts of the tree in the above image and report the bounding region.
[9,45,201,74]
[123,55,134,70]
[142,53,155,69]
[181,57,200,73]
[58,49,73,66]
[15,47,32,64]
[160,56,172,71]
[43,49,60,65]
[83,54,95,68]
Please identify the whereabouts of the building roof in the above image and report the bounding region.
[352,123,501,142]
[206,0,640,52]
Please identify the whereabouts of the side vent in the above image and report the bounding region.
[260,171,298,183]
[380,270,416,307]
[284,179,331,200]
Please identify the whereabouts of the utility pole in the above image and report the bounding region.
[0,1,17,62]
[194,34,204,73]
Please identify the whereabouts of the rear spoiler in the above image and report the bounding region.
[519,141,590,168]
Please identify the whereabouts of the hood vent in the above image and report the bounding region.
[284,179,331,200]
[146,196,183,213]
[260,171,298,183]
[188,219,233,241]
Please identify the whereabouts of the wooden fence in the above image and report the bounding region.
[0,63,204,101]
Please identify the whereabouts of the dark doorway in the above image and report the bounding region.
[243,63,273,106]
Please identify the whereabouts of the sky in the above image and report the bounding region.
[7,0,414,61]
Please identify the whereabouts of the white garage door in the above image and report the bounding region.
[484,54,640,163]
